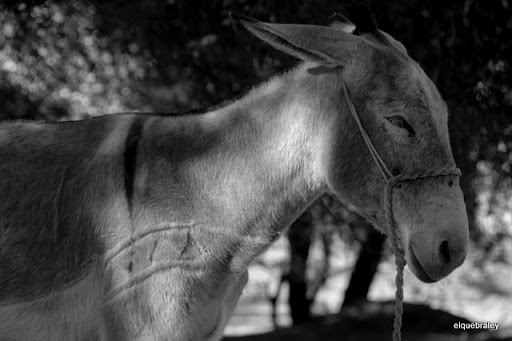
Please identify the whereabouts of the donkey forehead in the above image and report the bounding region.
[365,50,449,139]
[410,62,449,135]
[402,61,450,143]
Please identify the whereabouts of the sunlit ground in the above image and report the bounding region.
[224,235,512,337]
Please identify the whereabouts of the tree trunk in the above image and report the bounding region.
[341,225,386,309]
[287,211,314,325]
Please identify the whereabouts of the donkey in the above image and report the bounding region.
[0,13,468,341]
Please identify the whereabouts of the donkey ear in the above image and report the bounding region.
[329,13,356,34]
[231,13,362,66]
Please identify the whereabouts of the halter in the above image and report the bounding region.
[341,80,461,341]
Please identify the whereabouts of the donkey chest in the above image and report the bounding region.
[100,221,249,340]
[104,256,248,340]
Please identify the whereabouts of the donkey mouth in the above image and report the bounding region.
[408,244,436,283]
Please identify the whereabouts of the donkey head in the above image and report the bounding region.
[233,13,469,283]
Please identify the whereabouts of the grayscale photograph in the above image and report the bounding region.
[0,1,511,340]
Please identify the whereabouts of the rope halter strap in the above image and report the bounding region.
[341,80,461,341]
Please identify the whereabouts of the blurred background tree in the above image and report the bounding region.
[1,0,511,338]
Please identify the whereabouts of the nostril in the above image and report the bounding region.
[439,240,451,265]
[448,179,454,187]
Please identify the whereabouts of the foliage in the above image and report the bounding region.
[0,1,151,119]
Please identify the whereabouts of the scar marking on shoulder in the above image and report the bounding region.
[179,229,192,260]
[105,259,200,302]
[149,239,159,263]
[104,222,194,265]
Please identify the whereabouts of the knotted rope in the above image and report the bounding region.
[342,80,461,341]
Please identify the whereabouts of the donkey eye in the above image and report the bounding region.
[386,116,415,136]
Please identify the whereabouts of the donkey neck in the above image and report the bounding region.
[139,65,328,267]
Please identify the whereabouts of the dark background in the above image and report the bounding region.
[1,1,511,340]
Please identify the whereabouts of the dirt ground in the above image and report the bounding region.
[223,302,512,341]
